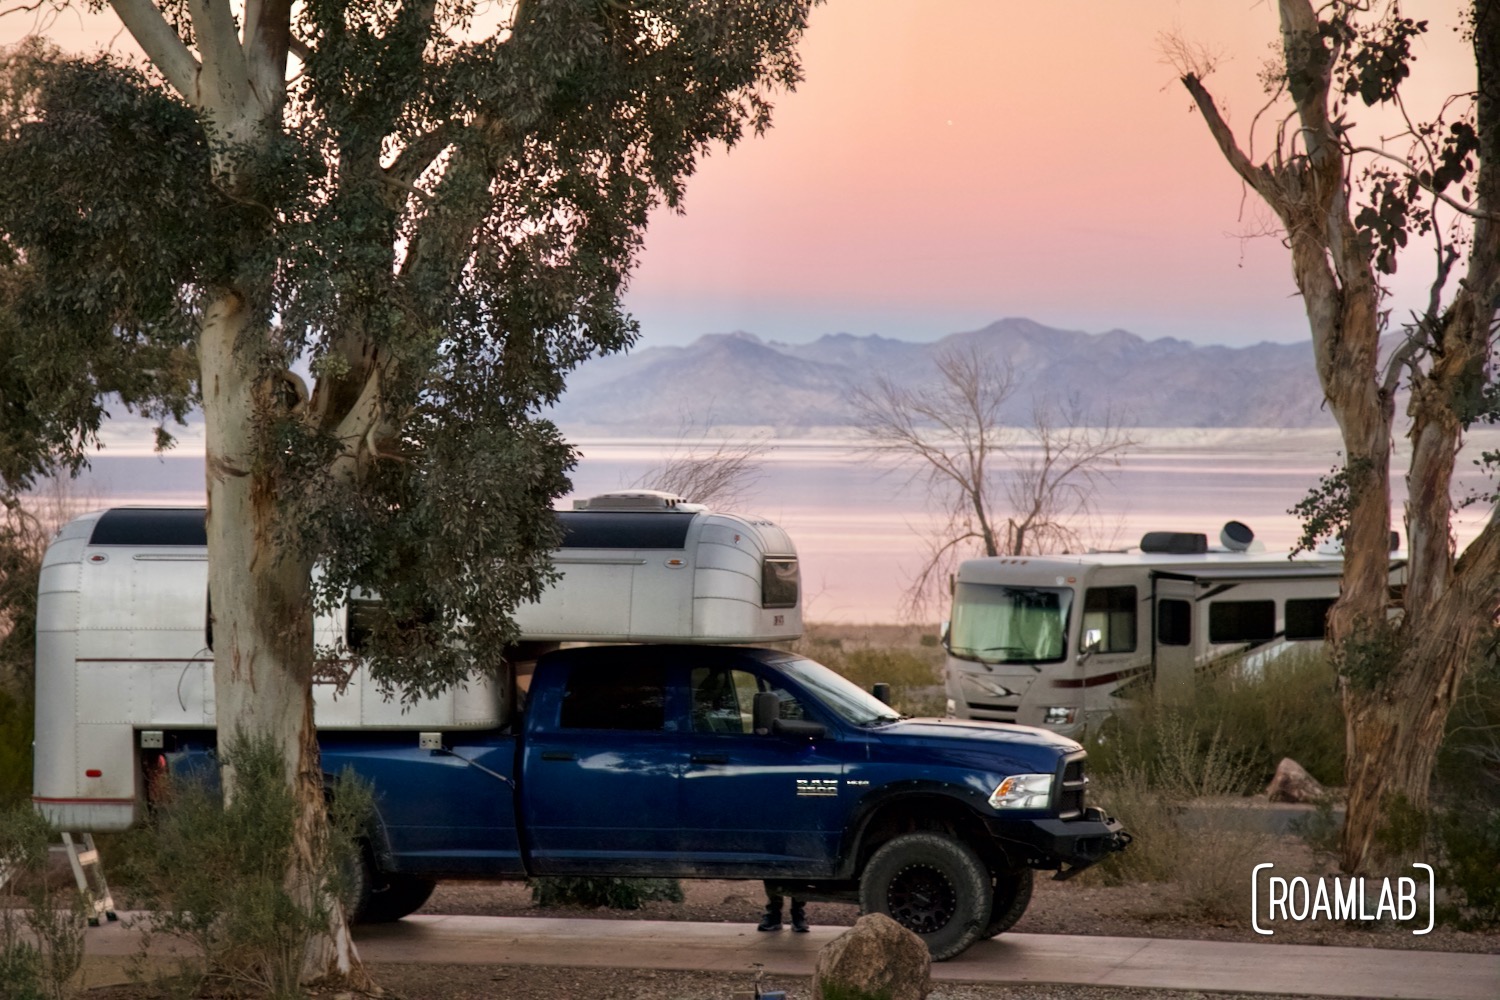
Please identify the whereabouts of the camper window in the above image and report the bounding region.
[948,584,1072,665]
[1082,587,1137,654]
[762,558,800,609]
[1285,598,1336,641]
[1208,600,1276,644]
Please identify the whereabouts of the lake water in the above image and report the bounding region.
[67,427,1497,623]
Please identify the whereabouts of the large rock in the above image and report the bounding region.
[812,913,931,1000]
[1267,757,1326,803]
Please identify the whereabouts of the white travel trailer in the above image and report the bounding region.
[942,523,1405,737]
[32,491,802,833]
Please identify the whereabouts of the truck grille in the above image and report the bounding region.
[1059,756,1088,819]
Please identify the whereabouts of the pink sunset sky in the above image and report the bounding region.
[2,0,1478,349]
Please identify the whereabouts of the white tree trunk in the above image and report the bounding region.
[201,289,365,982]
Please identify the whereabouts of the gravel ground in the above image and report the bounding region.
[357,964,1336,1000]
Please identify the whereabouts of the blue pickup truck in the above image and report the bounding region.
[200,642,1126,960]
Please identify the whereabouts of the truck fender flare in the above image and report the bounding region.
[838,780,994,878]
[321,770,396,867]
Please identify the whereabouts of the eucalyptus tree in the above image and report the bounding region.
[1175,0,1499,873]
[0,0,817,979]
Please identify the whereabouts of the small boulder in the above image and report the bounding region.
[812,913,930,1000]
[1267,757,1326,803]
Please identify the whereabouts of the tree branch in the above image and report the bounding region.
[1182,73,1284,213]
[108,0,201,99]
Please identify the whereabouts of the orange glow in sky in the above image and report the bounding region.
[1,0,1478,347]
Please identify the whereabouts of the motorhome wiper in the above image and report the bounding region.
[955,645,1030,664]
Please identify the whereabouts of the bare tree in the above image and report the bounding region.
[850,345,1134,615]
[630,418,771,509]
[1174,0,1500,872]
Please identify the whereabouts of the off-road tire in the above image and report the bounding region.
[347,848,437,924]
[979,868,1034,939]
[858,832,990,961]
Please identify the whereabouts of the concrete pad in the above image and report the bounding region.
[353,916,1499,1000]
[70,913,1500,1000]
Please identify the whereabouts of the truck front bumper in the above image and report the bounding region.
[988,806,1131,880]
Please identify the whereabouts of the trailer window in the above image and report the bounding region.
[1209,600,1276,644]
[1285,598,1336,641]
[762,558,799,609]
[1083,587,1137,653]
[1157,599,1191,646]
[560,662,667,731]
[948,584,1071,665]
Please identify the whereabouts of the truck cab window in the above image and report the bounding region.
[691,667,803,734]
[560,662,667,731]
[1082,587,1137,653]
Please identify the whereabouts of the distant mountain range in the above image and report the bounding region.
[550,317,1333,431]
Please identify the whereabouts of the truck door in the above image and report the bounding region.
[1153,575,1196,701]
[675,660,845,877]
[521,659,683,875]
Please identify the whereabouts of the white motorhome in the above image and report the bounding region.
[942,523,1405,736]
[33,491,801,832]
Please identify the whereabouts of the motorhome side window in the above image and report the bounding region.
[1082,587,1137,653]
[948,583,1071,664]
[1208,600,1276,644]
[762,558,799,609]
[1285,598,1336,641]
[560,662,667,731]
[1157,599,1191,646]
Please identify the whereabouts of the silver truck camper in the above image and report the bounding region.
[33,493,802,832]
[942,521,1405,736]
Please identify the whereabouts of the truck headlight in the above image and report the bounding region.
[1043,706,1076,725]
[988,773,1053,810]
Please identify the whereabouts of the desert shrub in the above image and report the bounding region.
[120,734,368,999]
[1434,806,1500,928]
[0,688,34,810]
[529,876,683,909]
[1430,652,1500,928]
[1085,715,1266,920]
[1196,650,1346,786]
[1087,650,1344,791]
[0,804,86,1000]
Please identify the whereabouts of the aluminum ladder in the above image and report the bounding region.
[60,832,117,926]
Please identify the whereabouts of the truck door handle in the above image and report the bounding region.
[690,753,729,765]
[540,751,576,761]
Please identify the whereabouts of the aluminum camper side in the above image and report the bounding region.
[32,493,802,831]
[512,491,802,642]
[941,525,1405,737]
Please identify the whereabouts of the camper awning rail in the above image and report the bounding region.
[1150,560,1405,584]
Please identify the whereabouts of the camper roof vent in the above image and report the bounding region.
[1139,531,1208,555]
[573,490,705,512]
[1220,521,1255,552]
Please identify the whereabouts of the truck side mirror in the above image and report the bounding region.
[752,691,827,740]
[753,691,778,735]
[872,683,892,705]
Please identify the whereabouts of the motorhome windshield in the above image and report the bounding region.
[948,583,1073,665]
